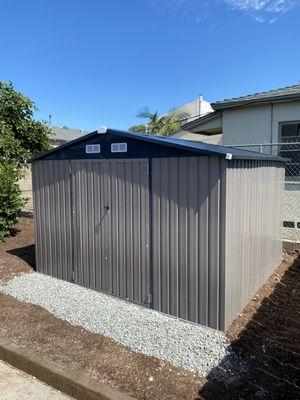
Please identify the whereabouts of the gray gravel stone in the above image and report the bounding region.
[0,272,236,377]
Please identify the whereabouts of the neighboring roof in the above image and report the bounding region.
[212,83,300,110]
[28,128,287,163]
[181,111,221,130]
[171,130,222,145]
[50,126,88,142]
[172,97,213,125]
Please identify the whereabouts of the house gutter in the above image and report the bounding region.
[212,93,300,111]
[181,111,221,130]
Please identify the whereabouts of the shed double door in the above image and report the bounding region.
[71,159,150,306]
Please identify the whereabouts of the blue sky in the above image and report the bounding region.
[1,0,300,131]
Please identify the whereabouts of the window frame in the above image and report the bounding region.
[279,121,300,178]
[279,120,300,142]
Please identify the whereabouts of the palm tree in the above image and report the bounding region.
[129,107,189,136]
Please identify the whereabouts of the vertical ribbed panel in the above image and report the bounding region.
[71,159,150,305]
[71,160,106,289]
[224,160,284,329]
[32,160,72,280]
[151,156,226,329]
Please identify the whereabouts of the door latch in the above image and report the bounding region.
[99,206,110,226]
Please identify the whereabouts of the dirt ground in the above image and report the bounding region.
[0,215,300,399]
[0,215,203,400]
[200,250,300,400]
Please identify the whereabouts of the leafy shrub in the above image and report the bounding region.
[0,81,52,241]
[0,163,25,241]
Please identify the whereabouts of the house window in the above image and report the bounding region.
[280,122,300,142]
[279,122,300,177]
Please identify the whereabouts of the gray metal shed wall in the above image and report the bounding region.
[224,160,284,329]
[32,160,73,280]
[151,157,227,330]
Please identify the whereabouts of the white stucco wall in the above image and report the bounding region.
[222,100,300,146]
[175,98,214,125]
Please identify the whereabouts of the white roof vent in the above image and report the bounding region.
[86,144,101,154]
[111,142,127,153]
[98,126,107,134]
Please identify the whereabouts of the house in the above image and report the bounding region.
[172,130,222,144]
[178,84,300,247]
[50,125,88,147]
[181,84,300,147]
[167,96,215,142]
[21,124,87,210]
[172,95,213,125]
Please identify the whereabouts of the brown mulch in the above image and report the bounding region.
[0,212,34,282]
[1,215,300,399]
[199,251,300,400]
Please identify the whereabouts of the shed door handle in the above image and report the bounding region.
[99,206,110,227]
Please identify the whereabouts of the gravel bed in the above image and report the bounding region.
[0,272,237,377]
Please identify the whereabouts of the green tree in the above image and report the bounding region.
[129,107,189,136]
[0,81,52,240]
[0,82,52,165]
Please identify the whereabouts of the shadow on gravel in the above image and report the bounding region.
[8,245,36,270]
[197,254,300,400]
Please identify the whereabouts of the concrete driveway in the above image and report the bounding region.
[0,361,72,399]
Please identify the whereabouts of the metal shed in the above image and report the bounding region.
[30,128,285,331]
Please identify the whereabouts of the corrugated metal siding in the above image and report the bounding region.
[32,160,73,280]
[71,159,150,305]
[32,156,284,332]
[71,160,106,289]
[224,160,284,329]
[151,156,227,329]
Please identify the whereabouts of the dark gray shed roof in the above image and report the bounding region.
[212,83,300,110]
[29,128,287,162]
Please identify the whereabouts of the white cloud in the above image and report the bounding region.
[223,0,298,22]
[147,0,299,23]
[225,0,294,12]
[226,0,268,11]
[254,15,265,22]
